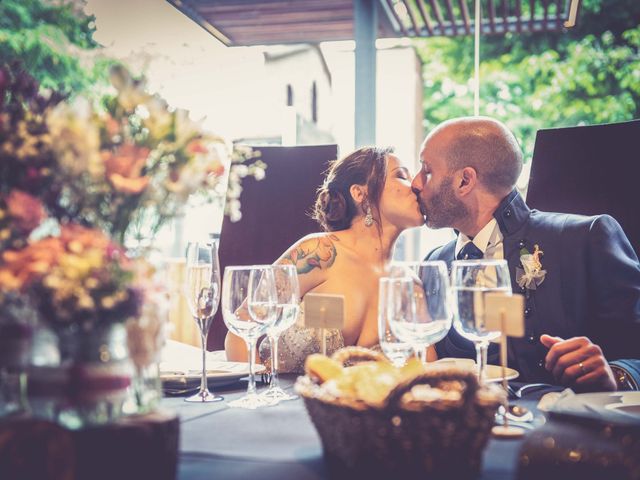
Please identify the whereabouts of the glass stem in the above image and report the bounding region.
[476,341,489,384]
[269,334,280,389]
[247,339,257,396]
[200,327,209,393]
[415,344,428,364]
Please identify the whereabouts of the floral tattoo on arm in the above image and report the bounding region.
[283,235,338,274]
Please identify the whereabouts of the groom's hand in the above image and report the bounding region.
[540,334,616,391]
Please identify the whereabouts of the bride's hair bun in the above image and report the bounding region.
[312,146,393,232]
[313,187,349,232]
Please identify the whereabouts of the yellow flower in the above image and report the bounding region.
[101,296,116,309]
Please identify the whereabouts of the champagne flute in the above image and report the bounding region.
[261,264,300,402]
[387,261,452,363]
[183,241,223,403]
[450,259,511,383]
[378,277,414,367]
[222,266,278,409]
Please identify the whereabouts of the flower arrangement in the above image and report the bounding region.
[0,63,264,323]
[45,65,265,243]
[0,224,141,328]
[0,61,265,421]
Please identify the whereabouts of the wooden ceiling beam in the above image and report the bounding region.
[401,0,421,35]
[416,0,435,35]
[169,0,576,45]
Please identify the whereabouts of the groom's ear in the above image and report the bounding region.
[457,167,477,196]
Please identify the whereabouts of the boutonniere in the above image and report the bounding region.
[516,244,546,290]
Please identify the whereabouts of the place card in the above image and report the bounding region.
[303,293,345,329]
[485,292,526,440]
[484,293,525,338]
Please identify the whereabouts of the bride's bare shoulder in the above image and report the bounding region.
[275,232,342,274]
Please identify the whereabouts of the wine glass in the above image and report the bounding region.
[260,264,300,403]
[450,259,511,383]
[222,266,278,409]
[183,241,223,403]
[387,261,452,364]
[378,277,414,367]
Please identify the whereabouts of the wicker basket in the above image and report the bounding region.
[296,348,504,480]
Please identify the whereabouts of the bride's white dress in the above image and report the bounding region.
[258,309,344,373]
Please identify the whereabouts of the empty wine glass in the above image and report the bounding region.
[378,277,414,367]
[183,241,223,403]
[260,264,300,403]
[387,261,452,364]
[451,259,511,383]
[222,266,278,409]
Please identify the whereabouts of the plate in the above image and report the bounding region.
[160,340,266,391]
[433,358,519,382]
[551,391,640,423]
[161,361,266,389]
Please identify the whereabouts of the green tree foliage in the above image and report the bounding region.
[416,0,640,161]
[0,0,110,95]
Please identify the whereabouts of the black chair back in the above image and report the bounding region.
[527,119,640,257]
[209,144,338,350]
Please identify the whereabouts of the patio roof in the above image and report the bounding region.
[167,0,580,47]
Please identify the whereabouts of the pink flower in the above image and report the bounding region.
[5,190,46,234]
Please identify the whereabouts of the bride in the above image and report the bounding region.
[224,146,436,371]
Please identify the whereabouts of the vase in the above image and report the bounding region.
[125,313,166,415]
[127,361,162,415]
[54,322,133,430]
[0,321,33,418]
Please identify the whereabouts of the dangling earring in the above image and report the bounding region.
[364,204,374,227]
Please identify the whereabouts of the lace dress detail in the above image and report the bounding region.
[258,308,344,374]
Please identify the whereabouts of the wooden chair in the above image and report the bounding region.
[526,119,640,257]
[208,144,338,350]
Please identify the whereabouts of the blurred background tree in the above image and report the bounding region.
[0,0,112,95]
[416,0,640,162]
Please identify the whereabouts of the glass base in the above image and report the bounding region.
[184,389,223,403]
[227,393,276,409]
[260,386,297,403]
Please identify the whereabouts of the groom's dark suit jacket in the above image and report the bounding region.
[427,190,640,384]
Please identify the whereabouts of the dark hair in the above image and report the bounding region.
[312,146,392,232]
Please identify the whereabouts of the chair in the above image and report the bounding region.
[526,119,640,257]
[208,144,338,350]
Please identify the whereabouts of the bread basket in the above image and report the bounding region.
[296,347,504,479]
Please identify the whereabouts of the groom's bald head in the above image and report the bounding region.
[425,116,523,196]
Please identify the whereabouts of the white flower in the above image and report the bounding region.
[253,167,266,181]
[516,245,546,291]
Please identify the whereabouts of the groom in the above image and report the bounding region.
[412,116,640,391]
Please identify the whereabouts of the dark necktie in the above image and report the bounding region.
[457,242,484,260]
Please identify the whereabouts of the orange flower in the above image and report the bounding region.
[0,236,63,290]
[5,189,46,233]
[208,162,225,177]
[0,225,131,294]
[186,140,208,155]
[102,144,151,194]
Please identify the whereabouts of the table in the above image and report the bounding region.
[166,376,552,480]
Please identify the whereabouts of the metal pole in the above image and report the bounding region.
[474,0,480,116]
[354,0,377,147]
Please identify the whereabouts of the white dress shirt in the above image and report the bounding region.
[454,218,504,260]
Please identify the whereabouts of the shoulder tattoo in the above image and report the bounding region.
[283,235,338,274]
